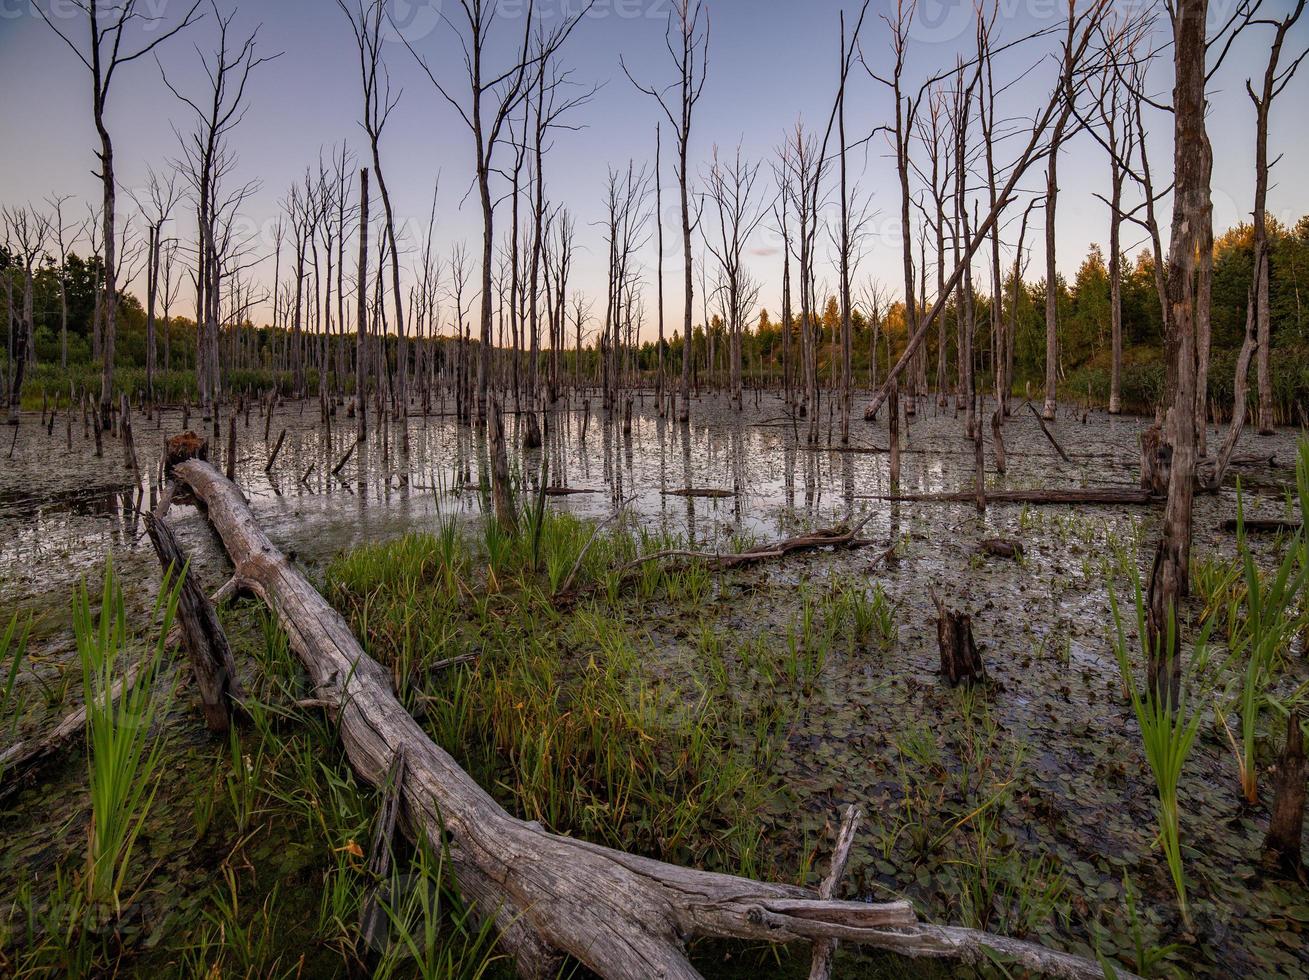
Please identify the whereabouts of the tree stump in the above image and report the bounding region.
[977,539,1023,560]
[166,431,209,475]
[932,591,986,686]
[1140,423,1171,496]
[1263,710,1306,879]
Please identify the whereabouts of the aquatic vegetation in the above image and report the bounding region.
[328,510,782,877]
[74,558,181,915]
[1232,455,1309,793]
[0,613,30,775]
[1109,564,1213,930]
[372,842,502,980]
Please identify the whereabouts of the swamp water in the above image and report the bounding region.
[1,390,1307,977]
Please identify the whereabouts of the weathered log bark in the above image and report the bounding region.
[932,590,986,687]
[173,457,1123,980]
[1262,710,1306,879]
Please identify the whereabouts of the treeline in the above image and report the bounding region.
[5,211,1309,418]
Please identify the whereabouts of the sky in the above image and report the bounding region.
[1,0,1307,343]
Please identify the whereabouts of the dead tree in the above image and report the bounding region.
[933,591,986,686]
[1039,21,1077,422]
[403,0,591,424]
[702,146,765,411]
[355,169,370,443]
[1147,0,1211,702]
[2,207,47,425]
[1263,710,1307,878]
[834,5,871,442]
[624,0,709,425]
[1251,0,1307,434]
[131,167,182,405]
[44,194,74,372]
[863,0,1110,422]
[338,0,406,415]
[163,1,276,409]
[865,0,922,416]
[37,0,201,426]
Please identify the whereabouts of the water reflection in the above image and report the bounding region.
[2,393,1296,620]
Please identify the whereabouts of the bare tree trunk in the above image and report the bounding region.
[1148,0,1211,703]
[356,169,370,444]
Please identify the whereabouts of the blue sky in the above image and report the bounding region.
[1,0,1306,340]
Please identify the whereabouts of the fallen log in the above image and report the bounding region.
[1221,517,1302,533]
[143,511,243,732]
[172,457,1126,980]
[664,487,735,499]
[622,515,877,572]
[857,488,1158,506]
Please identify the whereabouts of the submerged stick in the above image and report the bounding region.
[808,805,862,980]
[1027,401,1070,462]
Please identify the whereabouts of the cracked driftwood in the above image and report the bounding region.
[172,456,1129,980]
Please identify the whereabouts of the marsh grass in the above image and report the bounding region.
[1109,566,1213,930]
[75,559,181,916]
[1222,467,1309,805]
[0,612,30,775]
[328,510,784,877]
[373,841,503,980]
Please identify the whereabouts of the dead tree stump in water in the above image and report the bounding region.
[143,511,242,732]
[888,381,901,489]
[488,398,518,533]
[1263,711,1307,879]
[973,398,986,513]
[990,408,1006,474]
[1140,423,1172,496]
[932,591,986,686]
[165,431,208,474]
[225,414,237,481]
[977,539,1023,560]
